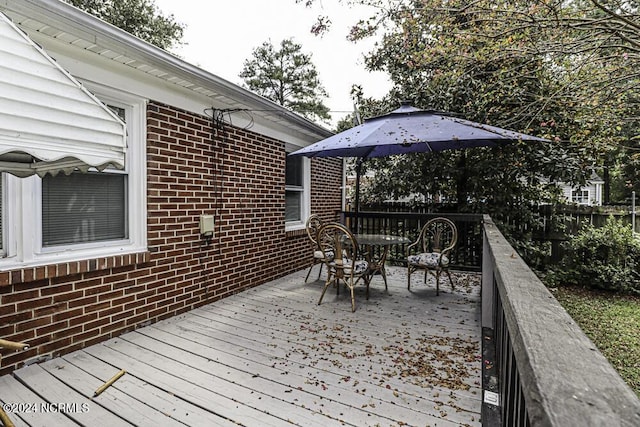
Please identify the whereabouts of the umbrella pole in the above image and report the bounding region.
[354,158,363,234]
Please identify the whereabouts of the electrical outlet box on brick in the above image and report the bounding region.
[199,214,214,236]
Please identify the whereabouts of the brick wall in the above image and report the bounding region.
[0,101,342,374]
[311,156,343,222]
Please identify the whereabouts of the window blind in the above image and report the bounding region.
[42,172,127,246]
[285,156,303,187]
[285,191,302,222]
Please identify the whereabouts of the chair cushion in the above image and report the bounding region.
[347,259,369,275]
[330,258,369,275]
[314,249,334,260]
[408,252,449,268]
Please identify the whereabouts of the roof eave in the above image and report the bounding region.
[3,0,333,139]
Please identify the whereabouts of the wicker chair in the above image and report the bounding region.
[406,217,457,295]
[316,223,371,312]
[304,214,327,282]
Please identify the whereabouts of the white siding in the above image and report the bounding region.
[560,181,604,206]
[0,12,126,177]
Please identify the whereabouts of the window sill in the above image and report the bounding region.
[0,251,151,287]
[285,222,306,233]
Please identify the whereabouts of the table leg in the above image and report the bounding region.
[365,244,390,291]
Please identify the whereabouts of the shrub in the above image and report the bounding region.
[547,216,640,293]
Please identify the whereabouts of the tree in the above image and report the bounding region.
[298,0,640,265]
[64,0,185,50]
[239,38,331,123]
[300,0,640,203]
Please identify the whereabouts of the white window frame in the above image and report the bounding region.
[285,147,310,231]
[0,86,147,270]
[0,175,8,258]
[571,188,591,205]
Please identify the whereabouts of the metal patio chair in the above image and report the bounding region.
[406,217,457,295]
[316,222,371,312]
[304,214,327,282]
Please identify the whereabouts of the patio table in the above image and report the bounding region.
[354,234,410,290]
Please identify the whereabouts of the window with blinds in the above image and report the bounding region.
[42,172,127,247]
[41,101,129,247]
[0,93,146,270]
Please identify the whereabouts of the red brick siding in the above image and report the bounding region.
[311,156,343,222]
[0,101,342,374]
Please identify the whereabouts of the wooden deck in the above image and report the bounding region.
[0,266,482,427]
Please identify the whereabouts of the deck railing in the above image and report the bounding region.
[340,211,483,270]
[340,210,640,425]
[482,215,640,426]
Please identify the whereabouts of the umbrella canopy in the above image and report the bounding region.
[290,103,548,160]
[289,103,548,231]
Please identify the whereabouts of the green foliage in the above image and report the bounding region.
[64,0,184,50]
[299,0,640,257]
[548,217,640,293]
[553,286,640,396]
[239,38,331,123]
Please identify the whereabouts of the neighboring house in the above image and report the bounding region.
[557,172,605,206]
[0,0,341,374]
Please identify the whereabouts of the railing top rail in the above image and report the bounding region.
[342,211,484,221]
[483,214,640,426]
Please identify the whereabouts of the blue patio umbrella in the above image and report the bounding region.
[289,103,548,230]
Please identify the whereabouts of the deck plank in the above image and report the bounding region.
[190,275,481,393]
[0,267,482,426]
[224,272,479,335]
[0,374,75,427]
[62,351,236,427]
[12,364,132,426]
[83,340,300,427]
[39,356,185,427]
[119,330,397,427]
[172,308,481,425]
[200,289,479,353]
[184,305,482,399]
[145,318,475,426]
[204,289,479,337]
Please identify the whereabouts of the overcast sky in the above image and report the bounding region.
[152,0,391,127]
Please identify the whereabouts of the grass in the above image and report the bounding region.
[551,286,640,397]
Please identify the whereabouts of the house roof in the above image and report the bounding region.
[0,0,333,145]
[0,9,127,177]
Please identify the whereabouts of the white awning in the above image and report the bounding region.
[0,12,126,178]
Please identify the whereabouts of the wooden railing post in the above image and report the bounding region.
[482,215,495,329]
